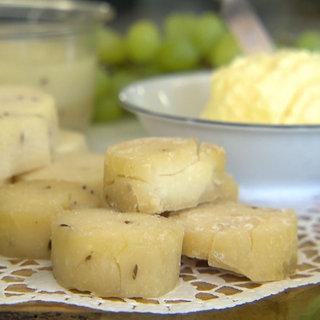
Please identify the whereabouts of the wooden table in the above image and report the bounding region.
[0,284,319,319]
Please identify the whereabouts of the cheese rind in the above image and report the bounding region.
[170,201,297,282]
[0,180,101,259]
[0,115,51,180]
[104,137,229,214]
[51,209,184,298]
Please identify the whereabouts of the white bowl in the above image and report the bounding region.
[119,71,320,206]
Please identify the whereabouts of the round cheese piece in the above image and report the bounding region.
[51,209,184,298]
[103,137,229,214]
[0,180,101,259]
[170,201,298,282]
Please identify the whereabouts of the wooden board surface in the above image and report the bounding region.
[0,284,319,320]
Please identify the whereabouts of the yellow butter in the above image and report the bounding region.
[201,49,320,125]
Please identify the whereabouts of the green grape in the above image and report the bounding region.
[111,69,139,94]
[125,20,161,64]
[92,95,124,122]
[94,66,112,103]
[164,13,197,42]
[193,13,227,56]
[137,64,163,78]
[295,30,320,51]
[93,11,239,124]
[207,32,242,67]
[93,69,137,122]
[96,26,127,66]
[156,37,199,72]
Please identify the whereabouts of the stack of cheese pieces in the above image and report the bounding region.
[100,137,297,283]
[0,85,104,261]
[50,137,239,298]
[0,85,58,182]
[0,85,298,299]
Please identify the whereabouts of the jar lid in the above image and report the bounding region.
[0,0,114,38]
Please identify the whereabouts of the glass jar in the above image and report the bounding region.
[0,0,113,130]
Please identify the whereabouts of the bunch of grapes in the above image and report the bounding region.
[92,12,243,123]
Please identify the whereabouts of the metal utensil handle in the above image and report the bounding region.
[221,0,275,54]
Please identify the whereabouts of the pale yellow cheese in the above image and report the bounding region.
[0,85,59,146]
[15,152,104,198]
[215,172,239,202]
[51,209,184,298]
[0,115,51,180]
[170,201,297,282]
[55,130,88,155]
[201,49,320,124]
[0,180,101,259]
[0,178,11,185]
[104,137,228,214]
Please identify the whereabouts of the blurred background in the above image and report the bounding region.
[91,0,320,123]
[104,0,320,34]
[0,0,319,129]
